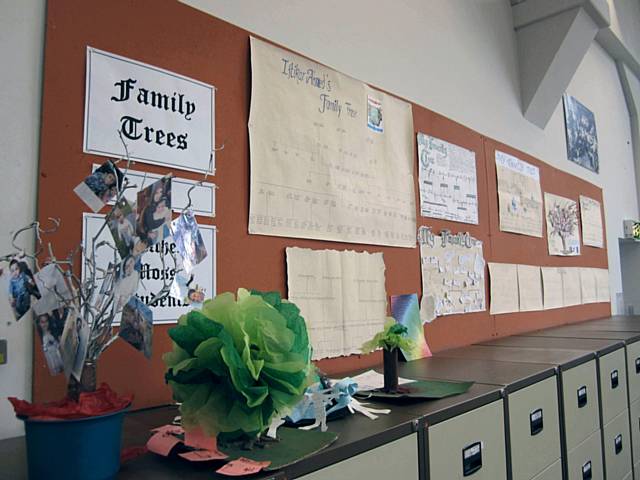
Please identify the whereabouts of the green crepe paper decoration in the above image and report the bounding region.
[164,289,313,441]
[361,379,474,400]
[219,427,339,471]
[361,318,414,354]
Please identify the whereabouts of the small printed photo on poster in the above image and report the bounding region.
[119,297,153,359]
[170,273,206,309]
[171,211,207,273]
[367,96,383,133]
[60,309,90,381]
[136,176,172,247]
[107,198,137,258]
[32,263,73,316]
[74,160,123,213]
[35,307,69,375]
[3,256,41,322]
[113,255,141,312]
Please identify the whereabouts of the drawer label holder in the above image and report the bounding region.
[636,357,640,374]
[577,386,588,408]
[462,441,482,477]
[582,460,592,480]
[615,434,623,454]
[611,370,619,389]
[529,408,543,436]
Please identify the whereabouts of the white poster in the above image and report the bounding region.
[286,247,387,360]
[579,195,604,248]
[417,133,478,224]
[544,193,581,256]
[248,37,416,247]
[82,213,216,324]
[495,150,543,237]
[418,227,486,322]
[84,47,215,174]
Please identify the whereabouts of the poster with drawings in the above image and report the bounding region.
[418,227,486,323]
[417,133,478,225]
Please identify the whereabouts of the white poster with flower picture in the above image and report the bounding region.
[544,193,581,256]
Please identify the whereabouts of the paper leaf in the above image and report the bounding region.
[217,457,271,476]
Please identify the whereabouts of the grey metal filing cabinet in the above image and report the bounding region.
[399,357,558,480]
[630,398,640,477]
[403,383,507,480]
[297,434,419,480]
[566,429,604,480]
[438,344,599,479]
[602,409,633,480]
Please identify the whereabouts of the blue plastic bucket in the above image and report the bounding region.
[22,407,127,480]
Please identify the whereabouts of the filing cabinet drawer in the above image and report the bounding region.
[566,429,604,480]
[631,398,640,467]
[299,434,419,480]
[634,460,640,480]
[428,399,506,480]
[626,341,640,403]
[600,349,628,424]
[562,360,601,448]
[508,376,561,480]
[603,410,632,480]
[530,458,562,480]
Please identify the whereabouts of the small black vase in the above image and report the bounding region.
[383,348,399,392]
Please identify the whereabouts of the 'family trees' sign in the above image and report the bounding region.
[83,47,215,174]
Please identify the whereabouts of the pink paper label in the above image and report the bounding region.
[217,457,271,476]
[146,431,181,456]
[151,424,184,435]
[178,449,228,462]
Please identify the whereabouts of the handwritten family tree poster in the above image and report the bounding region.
[248,37,416,247]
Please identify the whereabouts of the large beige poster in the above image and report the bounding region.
[248,38,416,247]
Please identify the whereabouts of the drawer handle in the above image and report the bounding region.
[582,460,592,480]
[530,408,543,436]
[615,434,623,454]
[636,357,640,374]
[577,386,588,408]
[462,441,482,476]
[611,370,619,389]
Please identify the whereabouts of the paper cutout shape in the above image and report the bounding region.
[74,160,123,212]
[391,294,431,361]
[146,431,181,457]
[119,297,153,359]
[35,307,70,375]
[4,256,41,322]
[32,264,73,316]
[59,309,90,381]
[136,175,172,246]
[106,198,137,258]
[112,255,141,313]
[216,457,271,476]
[171,210,208,273]
[169,273,205,309]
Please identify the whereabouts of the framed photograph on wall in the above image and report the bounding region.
[563,94,599,173]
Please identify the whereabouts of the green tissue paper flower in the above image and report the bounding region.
[361,318,414,354]
[163,288,312,440]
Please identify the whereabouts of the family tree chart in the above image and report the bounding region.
[417,133,478,224]
[286,247,387,360]
[248,38,416,247]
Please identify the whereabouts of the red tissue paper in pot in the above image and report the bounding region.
[8,383,133,420]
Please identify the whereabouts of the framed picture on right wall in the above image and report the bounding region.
[563,94,599,173]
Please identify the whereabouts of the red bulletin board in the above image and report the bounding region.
[34,0,609,407]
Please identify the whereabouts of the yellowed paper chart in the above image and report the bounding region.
[286,247,387,360]
[495,150,543,237]
[594,268,610,302]
[418,227,486,322]
[516,264,543,312]
[488,263,519,314]
[541,267,563,310]
[579,267,597,304]
[560,267,582,306]
[249,37,416,247]
[580,196,604,248]
[545,193,581,256]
